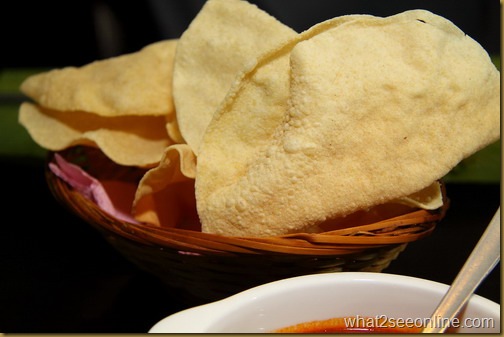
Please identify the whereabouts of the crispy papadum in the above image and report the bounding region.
[133,144,197,227]
[20,40,178,117]
[196,10,500,237]
[19,103,171,167]
[173,0,297,154]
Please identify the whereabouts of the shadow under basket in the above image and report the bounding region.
[46,149,448,304]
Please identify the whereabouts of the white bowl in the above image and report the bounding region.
[149,272,500,333]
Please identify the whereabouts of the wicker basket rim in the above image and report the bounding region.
[45,153,447,256]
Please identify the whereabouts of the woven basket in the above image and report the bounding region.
[46,147,447,304]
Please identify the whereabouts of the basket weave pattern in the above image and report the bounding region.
[46,148,447,302]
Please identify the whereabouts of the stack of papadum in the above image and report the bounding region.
[19,0,500,237]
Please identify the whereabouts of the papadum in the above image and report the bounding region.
[196,10,500,237]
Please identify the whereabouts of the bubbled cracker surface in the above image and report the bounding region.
[173,0,296,154]
[196,10,500,237]
[20,40,178,117]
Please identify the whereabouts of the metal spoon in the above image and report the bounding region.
[422,207,500,333]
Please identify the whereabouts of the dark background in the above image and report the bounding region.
[0,0,501,333]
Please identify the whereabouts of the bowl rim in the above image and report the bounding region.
[148,272,500,333]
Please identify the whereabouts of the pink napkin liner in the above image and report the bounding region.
[49,153,140,224]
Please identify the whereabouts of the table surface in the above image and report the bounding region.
[0,157,500,333]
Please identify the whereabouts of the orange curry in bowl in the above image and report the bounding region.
[273,317,422,333]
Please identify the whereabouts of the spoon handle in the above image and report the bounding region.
[422,207,500,333]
